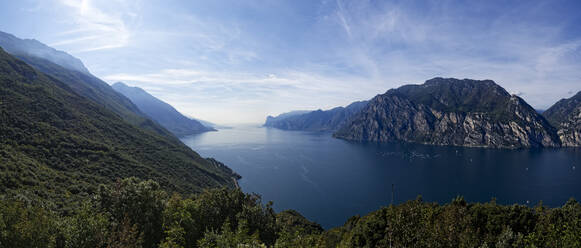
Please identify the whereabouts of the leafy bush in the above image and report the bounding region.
[1,179,580,247]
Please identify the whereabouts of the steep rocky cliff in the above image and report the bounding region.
[543,91,581,146]
[264,101,368,131]
[334,78,560,149]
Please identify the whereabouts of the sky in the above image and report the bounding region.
[0,0,580,124]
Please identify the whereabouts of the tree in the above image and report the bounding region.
[96,178,167,248]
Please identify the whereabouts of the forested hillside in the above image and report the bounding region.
[0,47,238,211]
[0,31,176,139]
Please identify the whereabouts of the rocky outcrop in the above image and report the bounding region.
[556,109,581,146]
[543,91,581,147]
[264,101,368,131]
[334,78,561,149]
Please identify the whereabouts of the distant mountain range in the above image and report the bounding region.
[0,31,238,207]
[112,82,215,137]
[267,77,581,149]
[263,101,368,131]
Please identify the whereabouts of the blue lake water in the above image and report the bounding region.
[181,125,581,229]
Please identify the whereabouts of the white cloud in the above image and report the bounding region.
[53,0,138,52]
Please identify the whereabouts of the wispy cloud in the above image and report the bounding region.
[52,0,139,52]
[49,34,100,46]
[104,68,376,97]
[335,0,352,38]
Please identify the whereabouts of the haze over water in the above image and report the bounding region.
[182,126,581,228]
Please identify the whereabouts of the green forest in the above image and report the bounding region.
[1,177,580,248]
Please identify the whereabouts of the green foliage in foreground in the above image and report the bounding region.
[324,196,581,248]
[1,178,580,248]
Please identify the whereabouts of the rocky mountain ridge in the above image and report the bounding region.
[543,91,581,146]
[334,78,561,149]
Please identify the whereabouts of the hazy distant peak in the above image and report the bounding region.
[268,110,312,120]
[113,82,215,136]
[112,81,128,87]
[0,30,90,75]
[113,81,144,92]
[264,101,369,131]
[112,82,156,100]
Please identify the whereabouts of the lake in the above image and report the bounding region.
[181,125,581,229]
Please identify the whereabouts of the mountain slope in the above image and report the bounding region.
[543,91,581,146]
[112,82,215,137]
[0,48,238,209]
[334,78,560,149]
[0,31,173,138]
[0,31,90,74]
[264,101,368,131]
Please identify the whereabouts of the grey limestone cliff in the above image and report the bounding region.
[334,78,561,149]
[543,91,581,147]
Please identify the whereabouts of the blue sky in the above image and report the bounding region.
[1,0,580,124]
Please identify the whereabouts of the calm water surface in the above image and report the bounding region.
[181,125,581,228]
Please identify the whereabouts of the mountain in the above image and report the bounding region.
[112,82,215,137]
[0,47,238,209]
[0,31,90,74]
[194,118,218,129]
[542,91,581,146]
[264,101,368,131]
[334,78,560,149]
[0,31,173,138]
[190,117,231,130]
[265,110,311,123]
